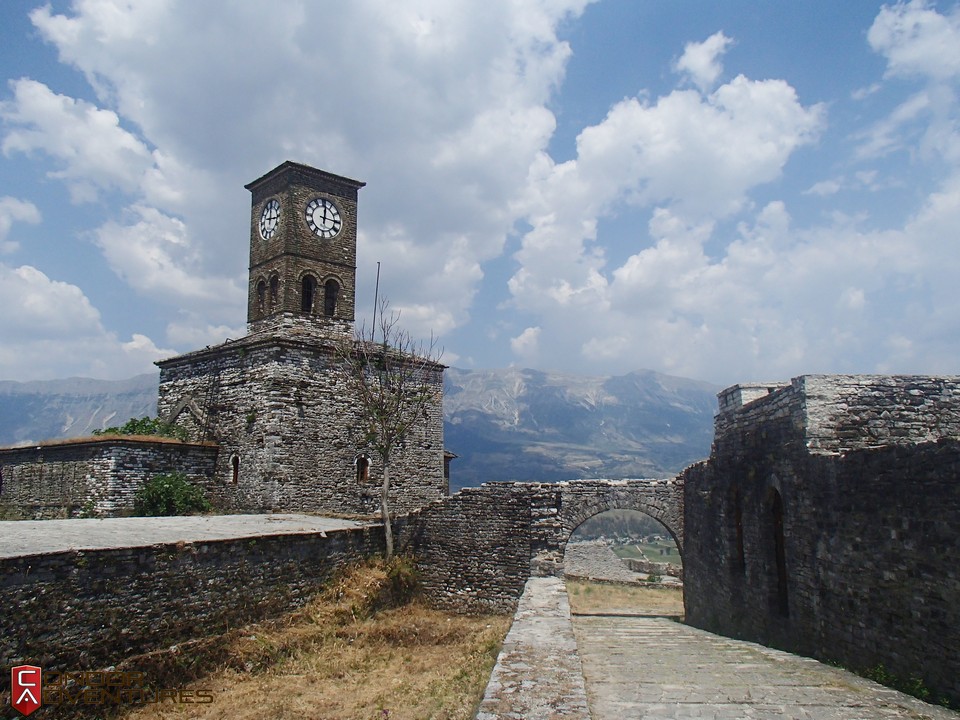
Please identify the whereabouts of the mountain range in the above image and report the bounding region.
[0,368,720,488]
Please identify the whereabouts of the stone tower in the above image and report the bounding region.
[156,161,446,516]
[246,162,365,334]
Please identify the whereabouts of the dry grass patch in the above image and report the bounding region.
[118,560,510,720]
[566,579,684,617]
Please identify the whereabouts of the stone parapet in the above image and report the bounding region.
[0,437,217,519]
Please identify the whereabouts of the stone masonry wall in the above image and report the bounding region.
[397,483,534,613]
[397,479,685,612]
[686,374,960,705]
[0,438,217,519]
[0,525,383,672]
[157,331,445,517]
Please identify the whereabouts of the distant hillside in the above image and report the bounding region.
[0,374,158,446]
[444,368,719,488]
[0,367,719,487]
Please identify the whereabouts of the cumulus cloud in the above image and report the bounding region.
[0,263,173,379]
[510,326,541,360]
[0,79,153,203]
[674,31,733,92]
[503,9,960,383]
[93,205,243,313]
[0,197,40,253]
[508,65,824,335]
[860,1,960,164]
[868,0,960,81]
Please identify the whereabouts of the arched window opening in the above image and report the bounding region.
[269,275,279,310]
[324,279,339,317]
[355,454,370,483]
[256,280,266,317]
[231,455,240,485]
[301,275,317,313]
[770,489,789,617]
[732,486,745,573]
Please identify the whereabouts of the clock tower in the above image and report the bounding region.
[245,161,365,333]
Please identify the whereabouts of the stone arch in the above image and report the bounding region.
[269,274,280,310]
[558,481,684,557]
[765,485,789,617]
[525,480,684,576]
[255,277,267,318]
[323,276,341,317]
[299,272,318,313]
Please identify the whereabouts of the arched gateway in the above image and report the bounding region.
[398,477,685,612]
[526,478,685,575]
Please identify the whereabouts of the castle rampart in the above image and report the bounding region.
[686,374,960,704]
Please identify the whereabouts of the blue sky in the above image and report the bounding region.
[1,1,959,385]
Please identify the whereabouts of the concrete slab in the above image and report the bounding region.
[0,514,372,558]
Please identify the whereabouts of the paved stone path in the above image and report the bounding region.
[573,613,960,720]
[0,514,369,558]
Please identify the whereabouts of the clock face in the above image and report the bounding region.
[259,199,280,240]
[305,197,342,239]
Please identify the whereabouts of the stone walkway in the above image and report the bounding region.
[476,576,590,719]
[478,577,958,719]
[0,514,369,558]
[573,614,960,720]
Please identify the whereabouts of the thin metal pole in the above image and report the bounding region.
[372,261,381,342]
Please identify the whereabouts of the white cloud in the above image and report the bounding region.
[0,197,40,253]
[93,205,243,313]
[868,0,960,81]
[0,79,153,203]
[510,326,541,360]
[674,32,733,93]
[804,178,843,197]
[0,263,173,379]
[509,64,824,335]
[861,1,960,164]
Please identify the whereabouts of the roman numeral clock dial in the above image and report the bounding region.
[305,197,342,239]
[259,198,280,239]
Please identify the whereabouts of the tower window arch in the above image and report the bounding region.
[231,455,240,484]
[324,279,339,317]
[269,275,280,310]
[301,275,317,313]
[256,279,266,317]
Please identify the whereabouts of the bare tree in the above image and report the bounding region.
[337,299,443,558]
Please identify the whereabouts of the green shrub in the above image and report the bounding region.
[384,555,420,606]
[134,472,211,516]
[94,417,188,442]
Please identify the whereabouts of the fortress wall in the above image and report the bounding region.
[798,374,960,452]
[397,483,535,613]
[687,374,960,704]
[0,525,382,672]
[0,439,218,519]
